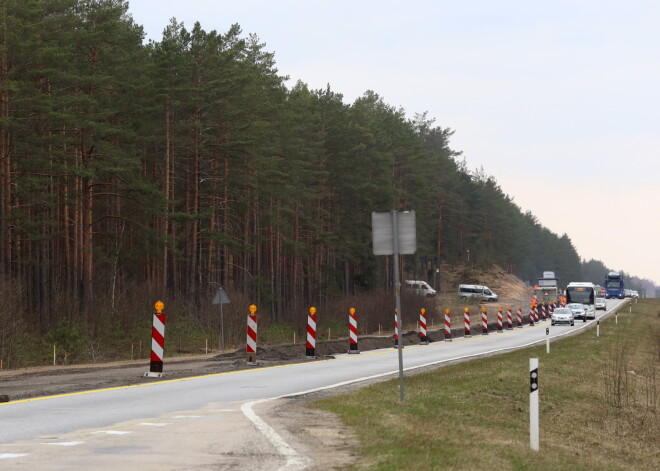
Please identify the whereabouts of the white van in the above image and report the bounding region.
[404,280,437,297]
[457,284,498,302]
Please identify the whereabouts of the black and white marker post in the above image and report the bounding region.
[545,327,550,354]
[530,358,539,451]
[597,319,600,337]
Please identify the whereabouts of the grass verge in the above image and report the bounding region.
[312,299,659,470]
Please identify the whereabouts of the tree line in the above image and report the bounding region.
[1,0,652,349]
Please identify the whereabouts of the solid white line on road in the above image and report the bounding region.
[241,399,311,471]
[92,431,132,435]
[41,441,85,446]
[0,453,28,459]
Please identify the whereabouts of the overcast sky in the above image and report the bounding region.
[127,0,660,285]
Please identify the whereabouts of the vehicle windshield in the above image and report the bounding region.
[554,308,571,314]
[606,281,622,288]
[567,287,594,304]
[568,303,584,310]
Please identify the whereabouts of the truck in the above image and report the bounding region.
[535,271,559,303]
[604,271,625,299]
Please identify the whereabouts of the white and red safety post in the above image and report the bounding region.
[393,308,401,347]
[145,300,166,378]
[246,304,258,365]
[534,304,539,323]
[541,303,547,320]
[444,308,452,341]
[481,306,488,335]
[529,304,535,326]
[507,306,513,330]
[497,307,503,333]
[517,305,523,328]
[348,307,359,354]
[464,307,471,337]
[419,308,428,345]
[306,307,317,359]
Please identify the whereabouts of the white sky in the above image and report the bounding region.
[127,0,660,284]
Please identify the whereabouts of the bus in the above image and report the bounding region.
[604,271,625,299]
[565,282,596,320]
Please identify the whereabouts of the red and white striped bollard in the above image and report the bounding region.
[145,300,166,377]
[444,308,452,341]
[348,307,359,354]
[529,304,535,326]
[246,304,258,365]
[507,306,513,330]
[497,307,503,333]
[517,305,523,328]
[419,308,428,345]
[393,308,401,348]
[306,306,317,359]
[464,307,471,337]
[482,306,488,335]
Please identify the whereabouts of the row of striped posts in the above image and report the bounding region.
[142,299,563,375]
[241,302,560,363]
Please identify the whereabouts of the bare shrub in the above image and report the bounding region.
[603,334,636,408]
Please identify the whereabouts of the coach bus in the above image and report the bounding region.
[566,282,596,320]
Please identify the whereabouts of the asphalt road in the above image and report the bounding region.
[0,298,628,470]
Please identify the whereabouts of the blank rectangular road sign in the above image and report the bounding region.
[371,211,416,255]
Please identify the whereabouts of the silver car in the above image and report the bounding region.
[595,297,606,310]
[551,307,575,326]
[567,303,586,320]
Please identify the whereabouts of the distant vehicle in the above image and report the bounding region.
[604,271,625,299]
[535,271,559,303]
[566,281,596,320]
[404,280,436,297]
[631,290,639,298]
[551,307,574,326]
[567,303,587,320]
[595,297,606,310]
[457,284,498,302]
[624,289,633,298]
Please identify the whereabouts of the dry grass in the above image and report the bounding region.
[314,299,660,470]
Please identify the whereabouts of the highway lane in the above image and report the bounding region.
[0,298,628,469]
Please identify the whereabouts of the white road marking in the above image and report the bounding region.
[42,441,84,446]
[139,422,172,427]
[0,453,28,459]
[92,431,132,435]
[241,400,311,471]
[172,415,202,418]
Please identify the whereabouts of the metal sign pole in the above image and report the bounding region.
[392,210,405,402]
[220,302,225,351]
[213,287,231,352]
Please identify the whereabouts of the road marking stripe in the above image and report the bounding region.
[139,422,172,426]
[0,453,28,459]
[42,441,84,446]
[92,431,132,435]
[241,400,310,471]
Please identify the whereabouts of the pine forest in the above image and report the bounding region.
[1,0,648,366]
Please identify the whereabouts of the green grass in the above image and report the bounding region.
[313,299,660,470]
